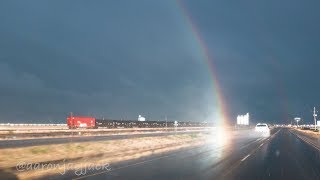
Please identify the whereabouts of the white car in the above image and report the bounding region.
[255,123,269,132]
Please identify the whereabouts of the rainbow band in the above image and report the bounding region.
[176,0,229,126]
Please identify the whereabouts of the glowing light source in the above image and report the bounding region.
[237,113,249,125]
[138,115,145,121]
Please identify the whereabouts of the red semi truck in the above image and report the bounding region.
[67,116,96,129]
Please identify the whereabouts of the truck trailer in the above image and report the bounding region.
[67,116,96,129]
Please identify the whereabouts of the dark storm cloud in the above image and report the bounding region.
[184,0,320,123]
[0,0,211,123]
[0,0,320,123]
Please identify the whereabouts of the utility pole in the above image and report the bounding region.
[70,112,74,131]
[165,115,167,130]
[313,107,317,131]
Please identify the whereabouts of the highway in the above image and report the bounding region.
[63,128,320,180]
[0,130,208,149]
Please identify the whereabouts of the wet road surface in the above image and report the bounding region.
[68,128,320,180]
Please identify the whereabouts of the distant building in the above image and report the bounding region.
[237,113,249,125]
[174,121,178,127]
[138,115,145,121]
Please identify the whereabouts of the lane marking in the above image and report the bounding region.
[259,143,264,147]
[240,138,263,150]
[241,154,251,161]
[222,128,282,177]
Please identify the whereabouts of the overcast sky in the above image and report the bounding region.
[1,0,320,124]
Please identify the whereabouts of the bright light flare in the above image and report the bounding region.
[207,126,230,146]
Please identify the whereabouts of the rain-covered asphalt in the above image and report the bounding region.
[68,128,320,180]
